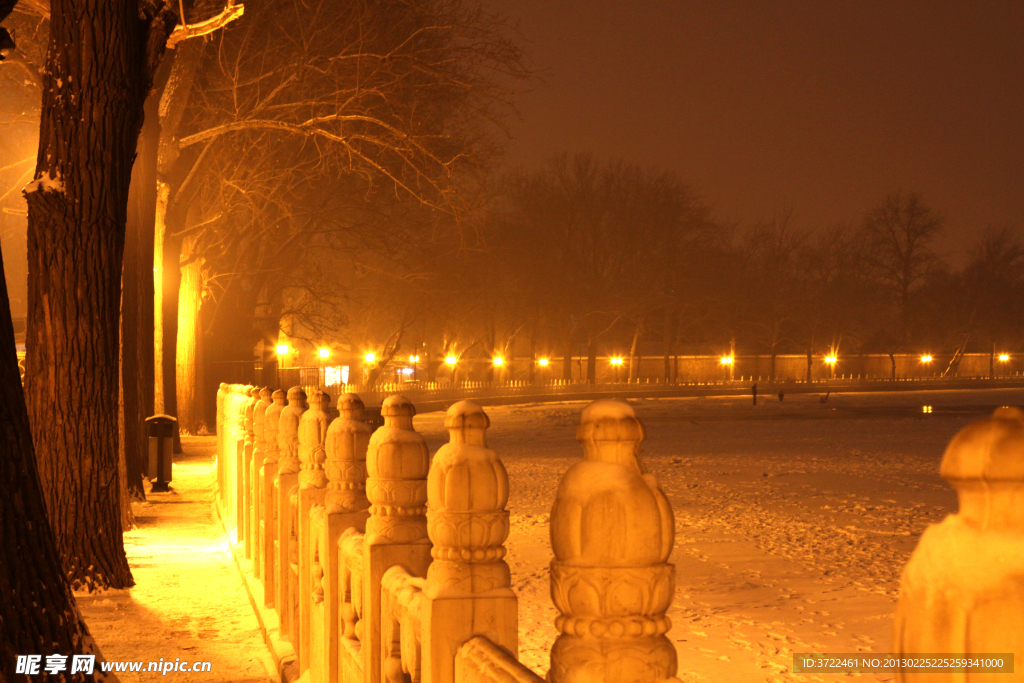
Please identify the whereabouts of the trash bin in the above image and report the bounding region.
[146,414,177,492]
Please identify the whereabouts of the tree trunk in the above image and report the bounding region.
[889,352,897,381]
[175,234,206,434]
[586,337,597,385]
[662,307,674,382]
[562,330,572,382]
[0,239,106,681]
[806,349,813,382]
[23,0,174,590]
[120,86,161,503]
[528,331,536,385]
[153,40,204,449]
[628,324,641,382]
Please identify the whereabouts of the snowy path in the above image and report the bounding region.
[77,437,272,682]
[414,388,1014,682]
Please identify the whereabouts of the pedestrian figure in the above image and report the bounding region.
[752,383,758,405]
[778,390,784,402]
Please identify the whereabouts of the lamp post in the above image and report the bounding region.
[610,356,624,383]
[446,355,457,384]
[318,347,329,386]
[720,355,734,381]
[825,355,837,379]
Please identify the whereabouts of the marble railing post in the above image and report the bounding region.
[216,383,229,505]
[310,393,372,683]
[251,387,272,579]
[234,384,253,536]
[297,390,333,673]
[261,389,286,607]
[363,395,432,683]
[276,386,307,642]
[548,399,679,683]
[242,386,261,557]
[893,406,1024,680]
[228,385,248,529]
[421,401,517,683]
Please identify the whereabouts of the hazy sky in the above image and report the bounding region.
[484,0,1024,261]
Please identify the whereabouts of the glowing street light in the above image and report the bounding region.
[824,356,837,364]
[409,355,420,363]
[538,357,549,367]
[610,356,624,383]
[364,352,376,363]
[276,344,289,356]
[318,347,330,358]
[493,357,504,366]
[719,356,734,366]
[445,355,457,365]
[920,354,933,363]
[999,353,1011,362]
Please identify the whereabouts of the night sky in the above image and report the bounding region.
[484,0,1024,261]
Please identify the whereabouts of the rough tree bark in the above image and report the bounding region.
[1,5,106,670]
[175,233,206,433]
[0,238,112,683]
[120,85,164,502]
[23,0,176,590]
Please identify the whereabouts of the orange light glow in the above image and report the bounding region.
[719,356,734,365]
[276,344,289,355]
[493,357,504,366]
[318,348,330,358]
[364,352,376,363]
[445,355,457,365]
[538,357,549,367]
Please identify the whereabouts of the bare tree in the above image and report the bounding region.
[22,0,179,590]
[861,191,943,377]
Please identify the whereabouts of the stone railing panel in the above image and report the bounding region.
[454,637,542,683]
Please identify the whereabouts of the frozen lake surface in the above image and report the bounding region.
[414,388,1020,682]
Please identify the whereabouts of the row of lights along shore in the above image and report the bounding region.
[273,345,1013,369]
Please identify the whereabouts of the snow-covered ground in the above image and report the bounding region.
[412,388,1017,682]
[76,438,273,682]
[76,388,1017,682]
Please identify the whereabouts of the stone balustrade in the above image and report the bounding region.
[216,383,1016,683]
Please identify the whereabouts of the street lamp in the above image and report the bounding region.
[365,352,376,363]
[492,357,504,366]
[276,344,289,370]
[999,353,1010,362]
[920,354,933,363]
[318,348,330,358]
[538,357,549,367]
[825,355,837,379]
[610,356,624,383]
[719,356,733,366]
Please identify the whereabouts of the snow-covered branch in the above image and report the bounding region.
[166,2,244,49]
